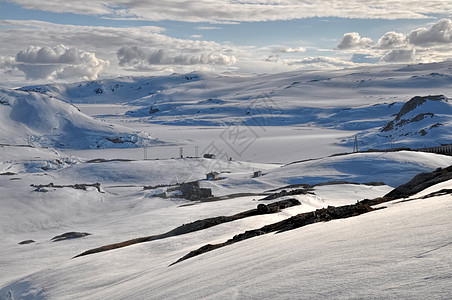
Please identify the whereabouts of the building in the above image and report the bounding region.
[253,170,263,178]
[203,153,216,159]
[206,171,220,181]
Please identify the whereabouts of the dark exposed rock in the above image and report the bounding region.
[31,182,103,193]
[0,172,16,176]
[52,232,91,241]
[382,95,446,132]
[105,137,135,144]
[74,198,301,259]
[86,158,134,163]
[385,165,452,199]
[172,201,378,265]
[18,240,35,245]
[51,232,91,242]
[149,106,159,114]
[261,188,307,201]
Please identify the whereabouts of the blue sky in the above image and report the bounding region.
[1,1,452,86]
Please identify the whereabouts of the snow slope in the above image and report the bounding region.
[0,88,158,149]
[351,95,452,149]
[1,174,451,299]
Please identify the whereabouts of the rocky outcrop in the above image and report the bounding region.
[172,201,378,265]
[51,232,91,242]
[31,182,103,193]
[385,165,452,199]
[74,198,301,259]
[261,188,307,201]
[18,240,35,245]
[382,95,447,132]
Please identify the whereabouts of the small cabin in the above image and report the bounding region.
[253,170,263,178]
[206,171,220,181]
[203,153,216,159]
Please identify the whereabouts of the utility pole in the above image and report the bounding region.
[143,146,148,160]
[179,147,184,158]
[353,134,359,153]
[195,146,199,157]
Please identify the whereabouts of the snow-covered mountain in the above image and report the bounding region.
[0,88,159,149]
[16,61,452,150]
[18,73,201,104]
[349,95,452,149]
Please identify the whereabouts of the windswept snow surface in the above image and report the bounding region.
[1,179,451,299]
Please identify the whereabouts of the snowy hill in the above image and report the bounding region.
[18,73,201,104]
[0,88,159,149]
[349,95,452,150]
[0,152,451,299]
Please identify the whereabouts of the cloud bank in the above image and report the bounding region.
[7,0,452,23]
[117,46,236,67]
[2,45,108,81]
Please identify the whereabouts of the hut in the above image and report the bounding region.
[203,153,216,159]
[253,170,263,178]
[206,171,220,181]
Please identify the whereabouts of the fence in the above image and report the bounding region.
[416,144,452,155]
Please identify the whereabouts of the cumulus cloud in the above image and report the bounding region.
[407,18,452,46]
[336,18,452,64]
[1,45,109,81]
[117,46,236,67]
[381,49,415,62]
[0,56,16,72]
[8,0,452,22]
[337,33,373,50]
[0,20,239,76]
[377,31,406,49]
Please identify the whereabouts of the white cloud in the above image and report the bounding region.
[407,18,452,46]
[1,45,109,81]
[117,46,236,67]
[0,20,240,77]
[273,47,306,53]
[265,55,280,62]
[190,35,203,39]
[336,18,452,64]
[195,26,222,30]
[381,49,415,62]
[8,0,452,22]
[287,56,358,69]
[0,56,16,71]
[377,31,406,49]
[337,33,373,50]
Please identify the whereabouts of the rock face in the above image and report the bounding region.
[385,165,452,199]
[51,232,91,242]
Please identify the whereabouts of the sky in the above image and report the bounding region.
[1,0,452,86]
